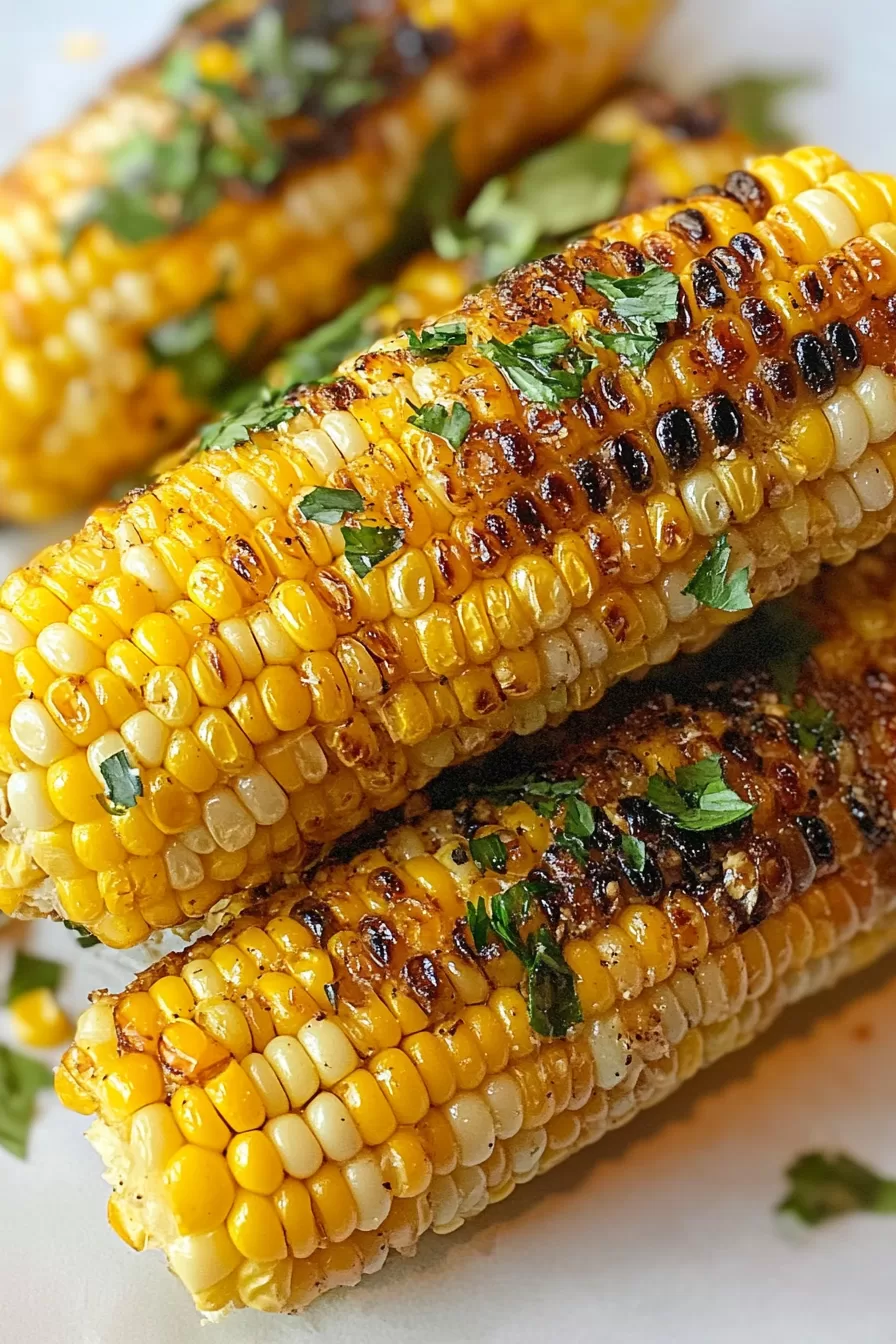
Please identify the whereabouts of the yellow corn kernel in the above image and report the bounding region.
[164,1145,235,1236]
[227,1131,285,1196]
[334,1068,399,1146]
[369,1048,431,1125]
[205,1061,267,1133]
[10,986,72,1048]
[99,1053,165,1121]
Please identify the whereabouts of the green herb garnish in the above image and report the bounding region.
[366,122,460,275]
[555,793,596,866]
[788,697,840,758]
[778,1152,896,1226]
[406,320,467,357]
[0,1045,54,1160]
[479,325,593,407]
[98,750,143,814]
[713,73,815,151]
[465,879,582,1037]
[145,295,240,403]
[196,386,295,453]
[274,285,390,387]
[298,487,364,526]
[646,754,754,833]
[585,263,680,372]
[341,523,403,577]
[469,833,508,875]
[683,534,752,613]
[5,952,62,1006]
[407,400,472,451]
[620,834,647,873]
[62,920,101,950]
[485,775,586,819]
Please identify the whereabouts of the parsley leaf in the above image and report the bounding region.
[145,296,238,403]
[406,321,467,357]
[488,882,532,963]
[778,1152,896,1226]
[646,754,754,833]
[479,326,592,407]
[526,926,583,1038]
[789,698,841,758]
[273,285,390,387]
[466,897,491,953]
[62,920,100,949]
[341,523,403,577]
[0,1045,54,1160]
[297,487,363,526]
[407,400,471,451]
[367,121,460,273]
[683,534,752,612]
[554,793,596,866]
[585,264,680,372]
[620,833,646,873]
[196,387,295,453]
[485,775,585,819]
[6,952,62,1006]
[585,325,660,372]
[469,833,508,875]
[713,73,815,151]
[98,750,143,814]
[433,179,541,279]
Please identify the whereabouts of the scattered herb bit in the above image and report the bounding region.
[145,295,240,403]
[620,833,647,873]
[341,522,404,577]
[585,263,681,372]
[98,750,143,814]
[469,833,508,875]
[479,325,593,407]
[297,486,364,526]
[555,793,596,866]
[0,1044,54,1160]
[683,534,752,613]
[434,137,632,279]
[646,754,754,833]
[485,775,586,819]
[274,285,390,388]
[5,952,62,1006]
[778,1152,896,1226]
[713,72,815,151]
[196,386,295,453]
[765,601,822,702]
[323,982,339,1012]
[789,697,841,758]
[466,897,491,954]
[366,122,460,275]
[406,320,467,357]
[407,400,471,451]
[62,920,100,950]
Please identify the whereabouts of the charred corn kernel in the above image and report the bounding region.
[10,986,72,1048]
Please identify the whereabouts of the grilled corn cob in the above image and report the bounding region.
[4,145,896,946]
[57,539,896,1314]
[0,0,660,521]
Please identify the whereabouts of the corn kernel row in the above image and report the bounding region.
[4,146,896,943]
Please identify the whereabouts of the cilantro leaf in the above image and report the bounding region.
[297,487,364,526]
[62,920,100,950]
[98,750,143,814]
[341,523,403,577]
[433,178,541,279]
[620,833,646,873]
[61,186,169,254]
[512,137,632,239]
[6,952,62,1006]
[778,1152,896,1227]
[789,698,841,758]
[366,122,460,276]
[469,833,508,875]
[526,926,583,1038]
[713,72,815,151]
[584,264,680,374]
[488,882,531,963]
[646,754,754,833]
[586,324,661,372]
[406,321,467,357]
[407,400,472,451]
[145,297,237,403]
[466,897,491,953]
[274,286,390,387]
[0,1044,53,1160]
[196,387,295,453]
[484,775,585,819]
[479,326,591,407]
[563,795,595,840]
[683,534,752,612]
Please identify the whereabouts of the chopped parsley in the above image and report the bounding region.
[479,325,593,407]
[341,522,403,578]
[273,285,390,388]
[145,294,243,404]
[555,793,596,866]
[196,386,295,453]
[98,750,143,814]
[469,833,508,875]
[683,534,752,613]
[5,952,62,1006]
[789,697,841,758]
[297,487,363,526]
[485,775,585,819]
[465,878,582,1037]
[366,122,460,275]
[0,1045,54,1160]
[620,833,647,873]
[62,920,100,950]
[406,321,467,357]
[778,1152,896,1226]
[646,754,754,833]
[407,400,472,451]
[585,263,680,371]
[434,137,632,279]
[713,72,815,151]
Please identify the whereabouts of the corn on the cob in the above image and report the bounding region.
[0,0,660,521]
[57,538,896,1314]
[4,145,896,946]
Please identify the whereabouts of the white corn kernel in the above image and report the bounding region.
[168,1228,242,1296]
[848,452,895,511]
[265,1112,323,1178]
[536,631,581,688]
[292,428,343,475]
[443,1093,496,1167]
[36,623,101,675]
[480,1074,523,1140]
[680,469,731,535]
[428,1174,460,1231]
[120,544,181,606]
[242,1054,290,1119]
[87,731,128,784]
[233,767,288,825]
[453,1163,489,1216]
[10,699,70,766]
[202,789,257,852]
[794,188,859,247]
[660,568,699,624]
[182,959,227,1001]
[823,475,862,531]
[822,387,869,468]
[297,1018,358,1086]
[183,825,216,854]
[224,472,279,520]
[0,611,32,653]
[778,489,810,550]
[587,1013,634,1091]
[320,410,368,461]
[217,618,264,679]
[129,1103,183,1176]
[695,956,728,1025]
[263,1036,319,1109]
[567,613,609,667]
[853,366,896,443]
[248,609,299,664]
[7,769,62,830]
[343,1154,392,1231]
[120,709,169,767]
[163,842,204,891]
[303,1092,362,1162]
[505,1128,547,1178]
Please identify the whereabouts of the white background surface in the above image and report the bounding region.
[1,2,896,1341]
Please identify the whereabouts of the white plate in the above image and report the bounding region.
[1,2,896,1340]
